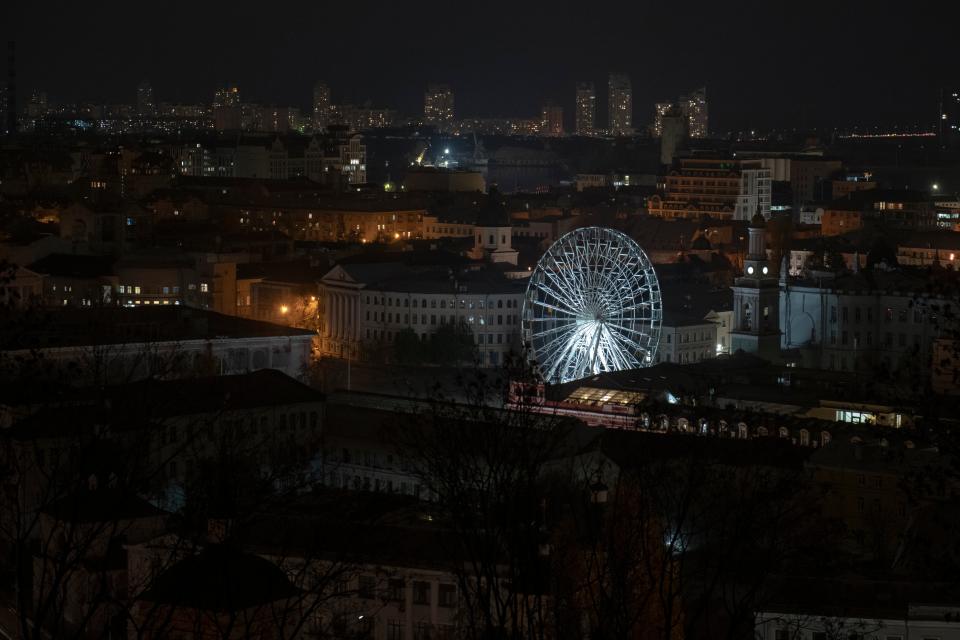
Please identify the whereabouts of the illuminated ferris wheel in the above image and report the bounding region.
[522,227,662,384]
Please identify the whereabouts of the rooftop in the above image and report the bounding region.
[0,307,315,351]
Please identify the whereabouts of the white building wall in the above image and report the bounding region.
[656,322,718,364]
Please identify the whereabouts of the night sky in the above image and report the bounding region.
[5,0,955,132]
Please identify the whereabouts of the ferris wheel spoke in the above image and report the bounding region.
[536,323,582,358]
[531,298,578,316]
[532,322,579,345]
[524,227,662,384]
[605,324,652,358]
[543,327,585,382]
[541,266,587,311]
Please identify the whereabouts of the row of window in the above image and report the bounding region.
[117,283,209,295]
[657,350,712,364]
[664,329,714,344]
[367,295,518,310]
[830,305,936,325]
[828,330,923,349]
[356,576,457,607]
[365,328,510,346]
[367,311,517,327]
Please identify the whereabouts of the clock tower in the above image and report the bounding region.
[730,208,780,359]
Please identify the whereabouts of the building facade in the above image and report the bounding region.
[575,82,596,136]
[313,82,331,130]
[779,270,950,377]
[424,84,454,130]
[540,102,563,137]
[318,263,525,367]
[607,73,632,136]
[647,157,772,221]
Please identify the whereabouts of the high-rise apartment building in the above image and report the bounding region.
[424,84,454,129]
[941,87,960,148]
[313,82,331,130]
[685,87,708,139]
[136,80,155,117]
[575,82,596,136]
[607,72,632,136]
[653,102,673,137]
[654,88,709,139]
[540,102,563,137]
[213,85,241,108]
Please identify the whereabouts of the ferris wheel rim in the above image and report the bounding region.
[522,226,662,385]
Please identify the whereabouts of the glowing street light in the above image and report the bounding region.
[280,305,289,315]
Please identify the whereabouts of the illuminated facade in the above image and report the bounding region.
[652,102,672,137]
[522,227,662,384]
[607,73,632,136]
[575,82,596,135]
[685,87,708,138]
[136,80,155,117]
[312,81,331,130]
[648,157,771,221]
[731,213,780,359]
[540,101,563,136]
[653,88,708,138]
[423,83,454,129]
[213,84,240,108]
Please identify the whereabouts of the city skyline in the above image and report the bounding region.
[5,0,954,132]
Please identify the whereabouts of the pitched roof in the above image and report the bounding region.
[142,544,300,611]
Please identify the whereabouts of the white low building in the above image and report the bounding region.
[318,261,525,367]
[779,268,950,375]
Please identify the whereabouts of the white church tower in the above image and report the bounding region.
[470,186,518,265]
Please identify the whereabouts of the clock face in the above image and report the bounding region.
[746,265,755,275]
[762,266,769,275]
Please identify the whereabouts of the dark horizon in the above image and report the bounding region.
[5,0,955,133]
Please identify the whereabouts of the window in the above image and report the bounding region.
[413,581,431,605]
[438,584,456,607]
[388,578,405,601]
[387,621,405,640]
[200,283,209,293]
[358,575,376,599]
